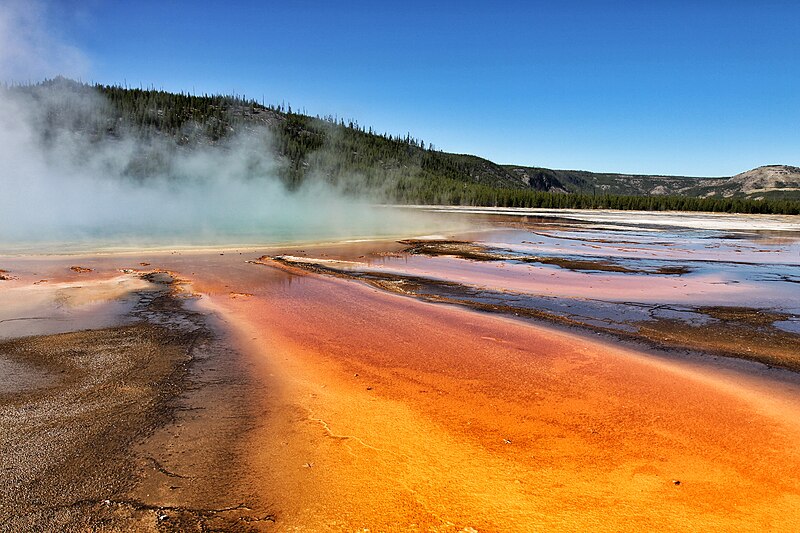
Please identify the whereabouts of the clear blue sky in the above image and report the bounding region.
[40,1,800,175]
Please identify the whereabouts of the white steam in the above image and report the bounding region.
[0,86,440,250]
[0,0,88,82]
[0,3,448,252]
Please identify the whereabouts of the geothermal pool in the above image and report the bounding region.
[1,208,799,531]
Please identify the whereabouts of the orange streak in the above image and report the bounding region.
[200,263,800,531]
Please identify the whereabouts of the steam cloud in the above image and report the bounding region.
[0,0,88,82]
[0,1,445,252]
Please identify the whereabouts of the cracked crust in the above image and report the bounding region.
[0,274,272,532]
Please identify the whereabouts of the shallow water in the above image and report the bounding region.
[258,210,799,371]
[0,206,467,255]
[368,221,800,311]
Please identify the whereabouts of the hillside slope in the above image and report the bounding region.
[505,165,800,200]
[6,78,799,213]
[698,165,800,200]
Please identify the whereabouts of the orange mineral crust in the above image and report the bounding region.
[201,263,800,532]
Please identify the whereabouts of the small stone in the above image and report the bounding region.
[672,479,681,485]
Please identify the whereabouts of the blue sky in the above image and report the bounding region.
[30,1,800,175]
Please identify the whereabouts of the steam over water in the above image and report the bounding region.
[0,85,454,253]
[0,2,454,253]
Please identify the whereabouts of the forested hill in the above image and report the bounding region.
[8,78,800,214]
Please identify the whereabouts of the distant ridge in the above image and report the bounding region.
[503,165,800,201]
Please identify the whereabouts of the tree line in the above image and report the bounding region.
[9,78,800,215]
